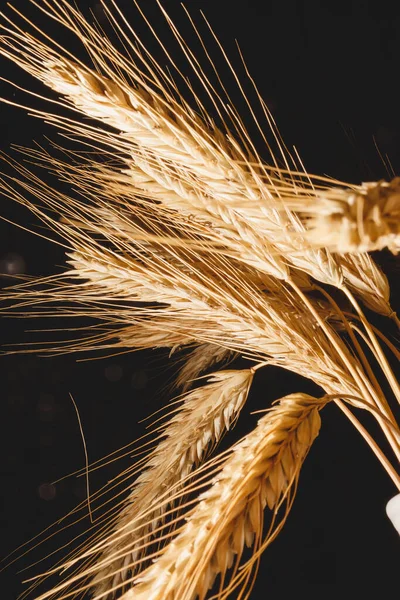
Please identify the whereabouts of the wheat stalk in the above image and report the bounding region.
[0,2,399,600]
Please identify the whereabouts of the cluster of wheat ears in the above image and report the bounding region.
[0,1,399,599]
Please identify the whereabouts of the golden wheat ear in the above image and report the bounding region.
[277,178,400,254]
[105,393,326,600]
[89,369,254,599]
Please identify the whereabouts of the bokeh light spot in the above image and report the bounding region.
[131,369,148,390]
[38,483,57,501]
[104,364,123,382]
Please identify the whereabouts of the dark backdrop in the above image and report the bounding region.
[1,2,399,599]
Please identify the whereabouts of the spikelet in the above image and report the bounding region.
[340,253,392,316]
[175,344,235,392]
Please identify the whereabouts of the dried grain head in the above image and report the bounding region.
[90,369,254,599]
[112,393,326,600]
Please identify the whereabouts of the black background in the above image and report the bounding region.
[0,1,399,599]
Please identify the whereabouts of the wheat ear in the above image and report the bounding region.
[28,392,324,600]
[111,393,325,600]
[89,369,254,599]
[10,48,396,314]
[339,253,393,318]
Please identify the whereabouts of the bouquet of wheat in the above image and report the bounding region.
[0,1,399,599]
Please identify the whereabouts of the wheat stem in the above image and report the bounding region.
[290,280,400,462]
[314,284,390,404]
[333,399,400,491]
[342,287,400,404]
